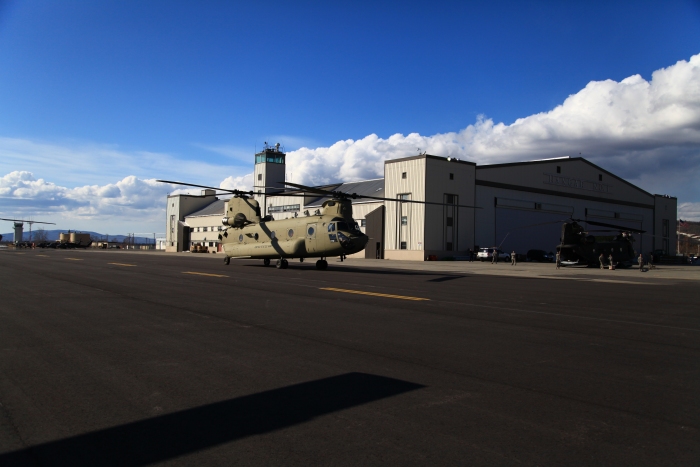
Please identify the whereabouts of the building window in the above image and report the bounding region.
[449,173,454,180]
[203,227,208,232]
[662,219,669,237]
[400,241,407,249]
[401,172,407,179]
[360,219,366,227]
[190,227,194,232]
[599,174,603,181]
[446,242,453,251]
[445,194,455,204]
[257,173,262,181]
[269,204,300,213]
[446,217,453,227]
[401,216,408,226]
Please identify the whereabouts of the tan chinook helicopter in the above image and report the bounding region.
[158,180,481,270]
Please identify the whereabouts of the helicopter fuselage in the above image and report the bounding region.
[221,214,368,260]
[556,222,637,267]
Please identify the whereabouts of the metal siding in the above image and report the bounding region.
[424,158,476,253]
[384,158,426,251]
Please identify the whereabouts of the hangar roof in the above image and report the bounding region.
[304,179,384,207]
[186,199,225,217]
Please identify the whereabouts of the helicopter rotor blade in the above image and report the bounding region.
[571,218,646,233]
[0,218,55,225]
[279,182,481,209]
[357,194,481,209]
[280,181,334,196]
[157,180,255,196]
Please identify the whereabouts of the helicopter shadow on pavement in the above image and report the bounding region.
[0,373,424,467]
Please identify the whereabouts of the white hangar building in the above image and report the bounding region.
[165,145,677,259]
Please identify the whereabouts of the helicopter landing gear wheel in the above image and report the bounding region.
[263,259,270,266]
[223,256,230,265]
[315,259,328,270]
[276,259,289,269]
[276,259,282,269]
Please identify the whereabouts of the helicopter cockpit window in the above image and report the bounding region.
[328,223,336,232]
[336,222,349,231]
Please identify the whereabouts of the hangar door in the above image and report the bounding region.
[495,198,573,255]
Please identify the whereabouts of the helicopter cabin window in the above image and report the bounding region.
[239,234,243,242]
[402,172,407,179]
[288,229,294,238]
[254,233,259,240]
[449,173,454,180]
[400,241,407,249]
[307,226,315,236]
[401,216,408,226]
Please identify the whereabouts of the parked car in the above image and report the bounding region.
[477,247,510,262]
[526,249,554,262]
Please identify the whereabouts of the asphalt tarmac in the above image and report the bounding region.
[1,249,698,466]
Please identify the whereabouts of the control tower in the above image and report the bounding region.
[253,142,286,216]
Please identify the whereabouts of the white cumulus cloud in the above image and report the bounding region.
[3,53,700,232]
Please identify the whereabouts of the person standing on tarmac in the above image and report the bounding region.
[639,253,645,272]
[468,248,473,262]
[492,249,498,264]
[511,251,516,266]
[556,251,561,269]
[599,253,605,269]
[608,253,614,269]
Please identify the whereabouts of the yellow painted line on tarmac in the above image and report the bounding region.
[36,254,49,257]
[109,262,137,267]
[182,271,229,278]
[65,258,83,261]
[320,287,429,301]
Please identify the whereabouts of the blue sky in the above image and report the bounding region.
[1,0,700,234]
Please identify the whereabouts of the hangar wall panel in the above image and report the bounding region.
[384,158,426,252]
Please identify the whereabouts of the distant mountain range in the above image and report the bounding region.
[0,230,156,244]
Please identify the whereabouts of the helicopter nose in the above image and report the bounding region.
[357,233,369,248]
